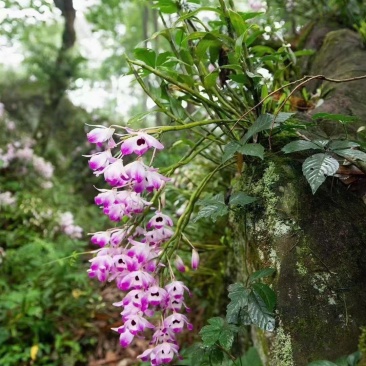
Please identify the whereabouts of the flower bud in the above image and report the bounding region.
[174,255,186,273]
[191,249,199,270]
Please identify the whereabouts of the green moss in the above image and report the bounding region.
[271,327,294,366]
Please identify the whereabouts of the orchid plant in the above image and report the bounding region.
[86,126,197,365]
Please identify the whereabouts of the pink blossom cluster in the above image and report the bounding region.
[0,138,54,186]
[86,127,198,365]
[58,211,83,239]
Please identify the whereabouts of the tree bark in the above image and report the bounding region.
[34,0,76,153]
[231,26,366,365]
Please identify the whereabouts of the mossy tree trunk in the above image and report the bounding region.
[230,27,366,365]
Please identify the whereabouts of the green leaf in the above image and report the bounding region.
[226,283,250,324]
[229,192,257,207]
[252,283,276,312]
[312,113,358,123]
[302,154,339,194]
[335,149,366,162]
[218,327,235,350]
[199,317,224,347]
[345,351,362,366]
[199,317,237,351]
[222,141,240,163]
[204,71,219,89]
[196,33,222,60]
[134,48,156,67]
[242,114,273,143]
[240,347,263,366]
[282,140,323,154]
[228,10,247,35]
[237,143,265,160]
[247,290,275,331]
[152,0,178,14]
[307,361,338,366]
[210,347,224,364]
[329,140,360,150]
[274,112,296,123]
[249,268,275,283]
[194,193,228,223]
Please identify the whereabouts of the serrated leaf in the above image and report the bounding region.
[329,140,360,150]
[200,326,221,346]
[335,149,366,162]
[207,317,225,327]
[248,290,275,331]
[242,114,273,143]
[229,192,257,207]
[226,283,250,324]
[302,154,339,194]
[249,268,275,283]
[222,142,240,162]
[252,283,276,312]
[237,143,265,159]
[282,140,323,154]
[194,194,228,223]
[307,361,338,366]
[218,328,235,350]
[240,347,263,366]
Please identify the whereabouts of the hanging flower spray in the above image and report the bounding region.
[85,126,197,365]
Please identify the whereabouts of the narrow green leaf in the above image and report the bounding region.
[335,149,366,162]
[228,9,247,35]
[152,0,178,14]
[282,140,323,154]
[237,143,265,160]
[249,268,275,283]
[307,361,338,366]
[302,154,339,194]
[229,192,257,207]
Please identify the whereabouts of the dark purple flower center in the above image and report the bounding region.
[135,275,139,281]
[156,216,163,222]
[137,138,146,146]
[151,291,159,297]
[131,320,136,326]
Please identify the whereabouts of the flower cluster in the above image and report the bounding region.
[58,211,83,239]
[86,126,197,365]
[0,137,54,188]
